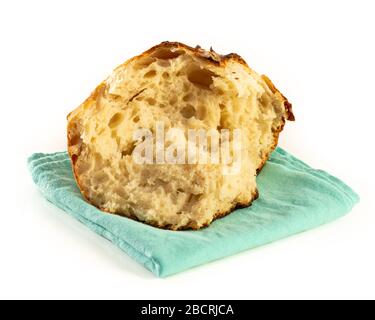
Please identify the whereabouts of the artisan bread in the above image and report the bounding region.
[67,42,294,230]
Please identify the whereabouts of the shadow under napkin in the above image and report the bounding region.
[28,148,359,277]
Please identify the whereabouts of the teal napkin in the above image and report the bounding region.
[28,148,359,277]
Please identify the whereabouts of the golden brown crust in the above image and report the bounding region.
[67,41,294,231]
[118,41,251,70]
[261,75,294,121]
[68,41,294,122]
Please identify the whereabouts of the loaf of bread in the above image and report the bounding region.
[67,42,294,230]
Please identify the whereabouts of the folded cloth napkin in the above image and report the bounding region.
[28,148,359,277]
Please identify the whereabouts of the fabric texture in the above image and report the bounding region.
[28,148,359,277]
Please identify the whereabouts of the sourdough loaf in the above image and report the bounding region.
[67,42,294,230]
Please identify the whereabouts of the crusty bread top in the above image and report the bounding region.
[132,41,294,121]
[68,41,294,122]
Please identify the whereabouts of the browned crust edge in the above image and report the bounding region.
[67,41,294,231]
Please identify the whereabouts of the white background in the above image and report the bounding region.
[0,0,374,300]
